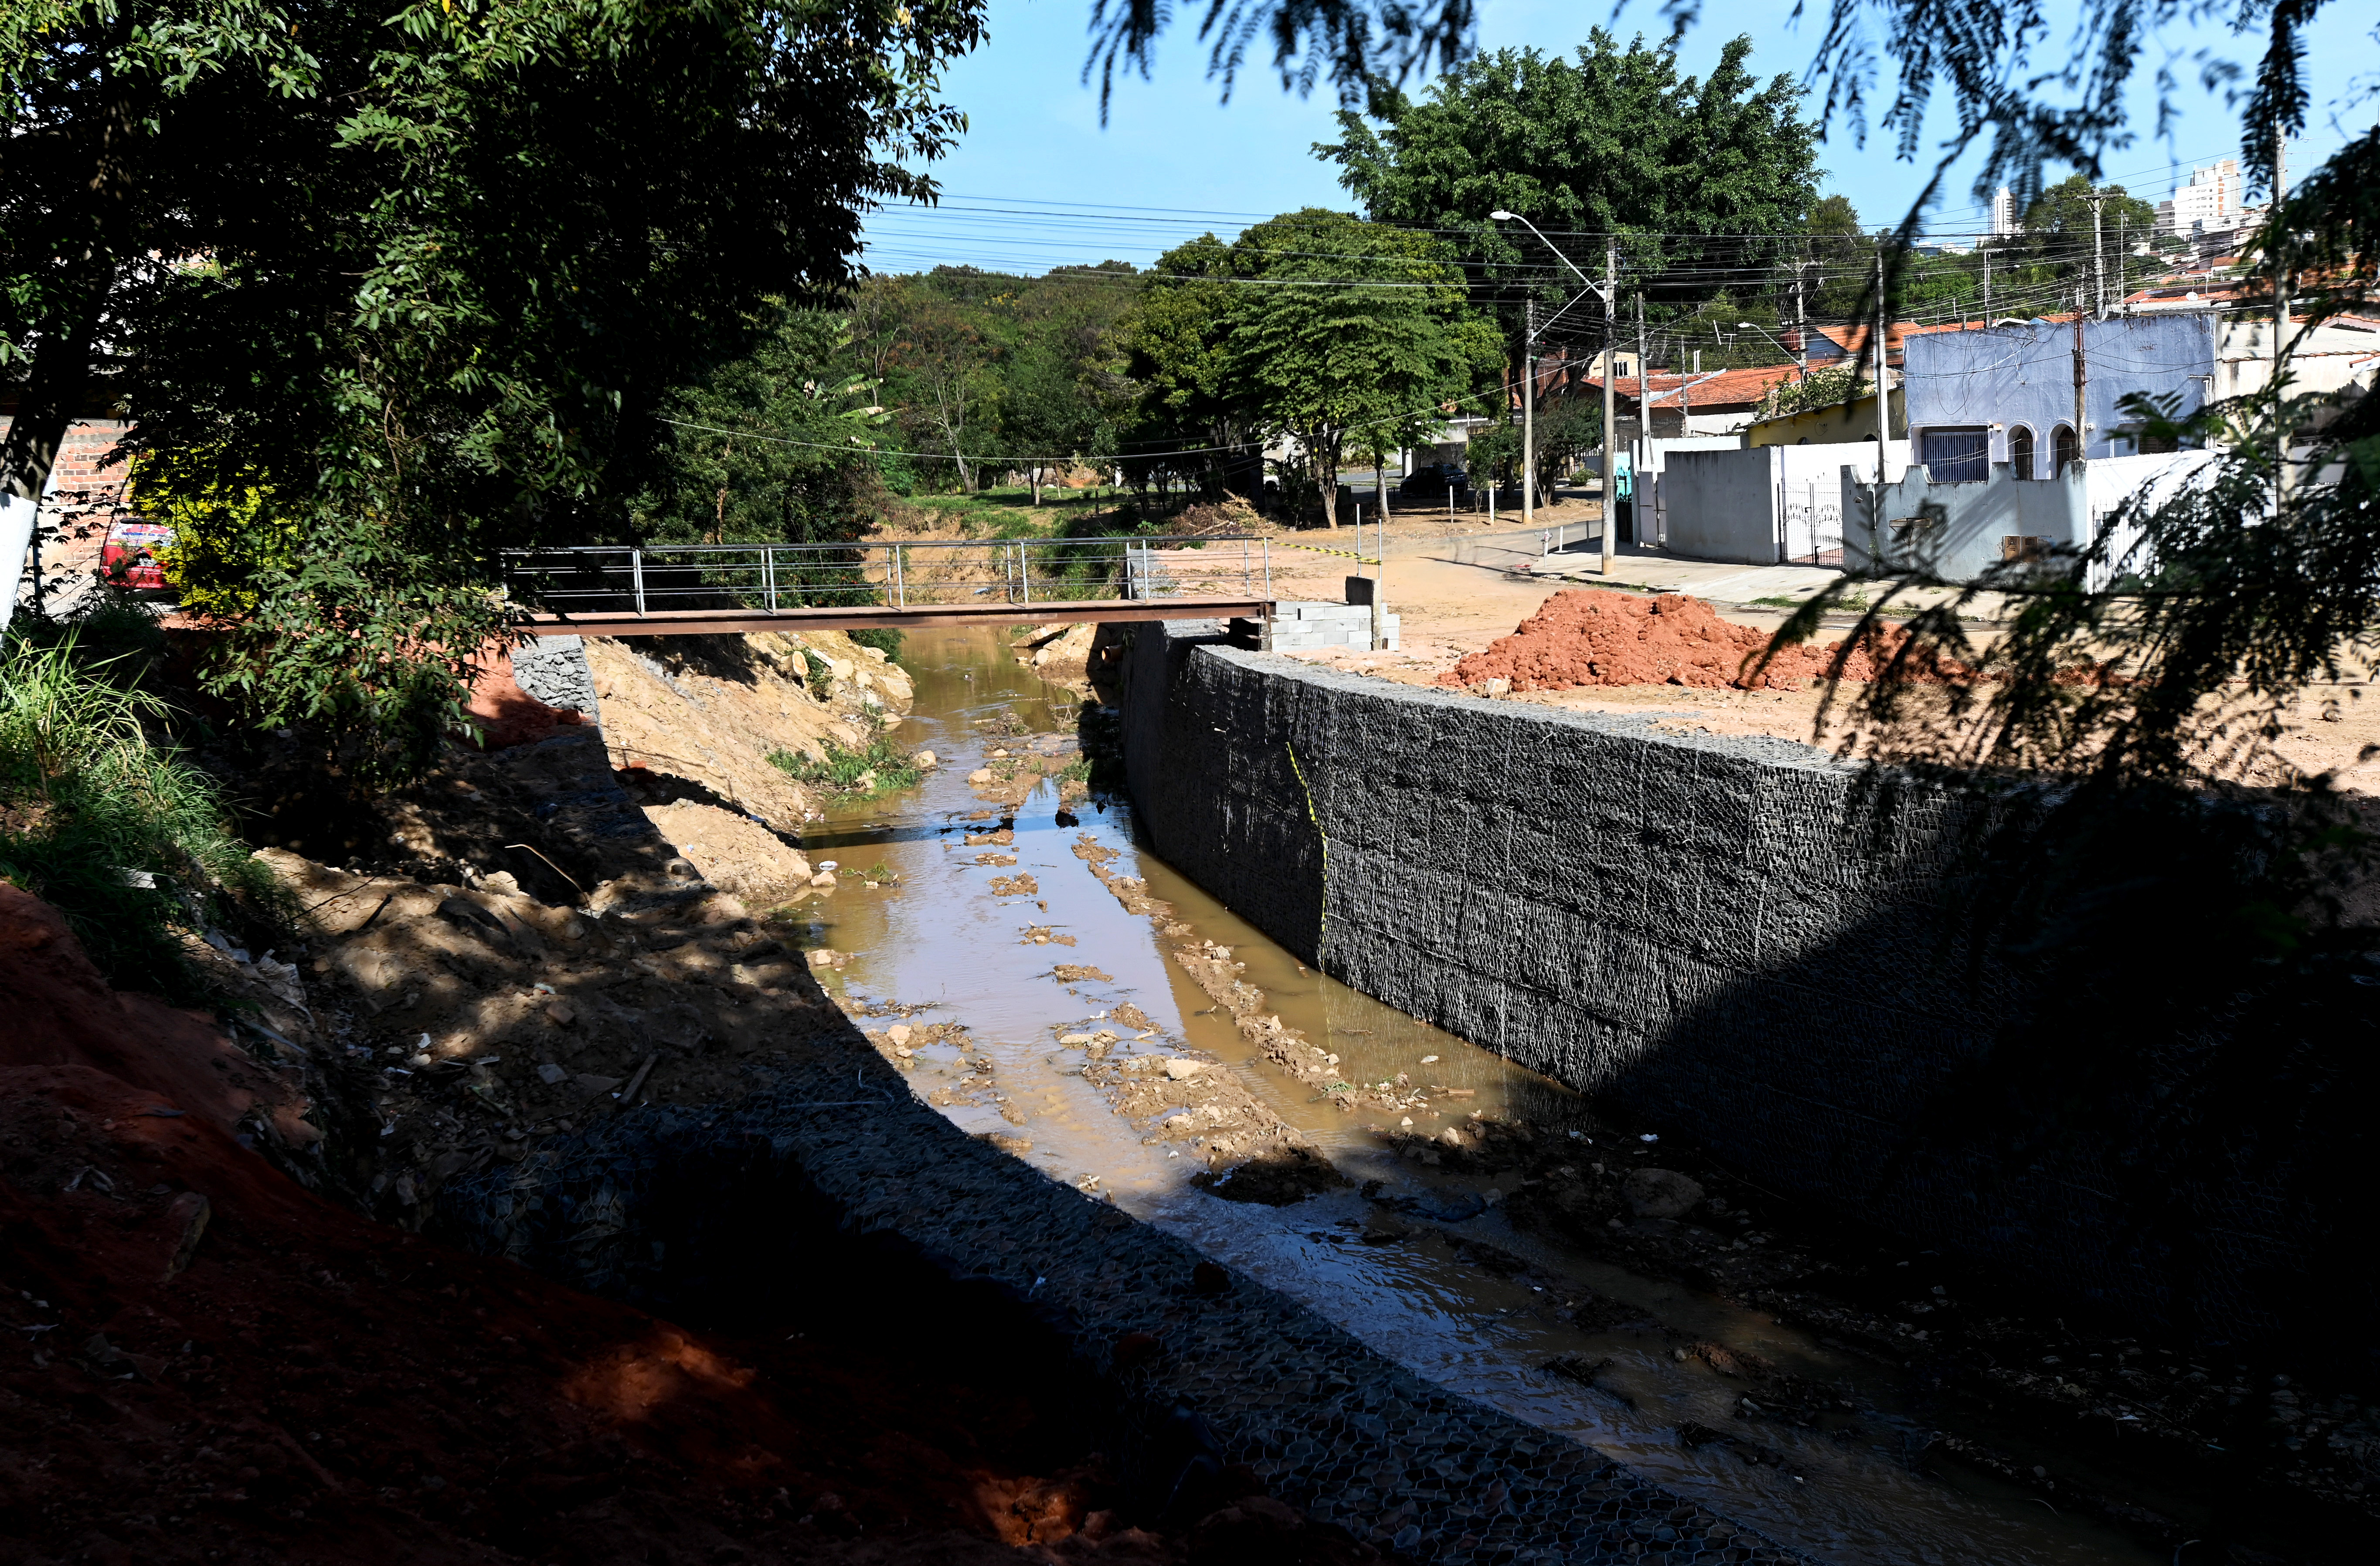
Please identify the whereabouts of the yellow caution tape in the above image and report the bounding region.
[1272,539,1381,565]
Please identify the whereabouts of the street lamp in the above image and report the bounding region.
[1735,321,1806,372]
[1491,210,1621,572]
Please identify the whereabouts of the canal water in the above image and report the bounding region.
[779,626,2161,1566]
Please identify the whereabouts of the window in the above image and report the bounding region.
[2008,424,2036,479]
[2052,423,2080,475]
[1918,427,1989,483]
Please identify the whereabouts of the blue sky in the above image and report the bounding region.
[859,0,2377,275]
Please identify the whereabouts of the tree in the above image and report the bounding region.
[1118,234,1257,503]
[631,304,888,547]
[1205,209,1499,529]
[1,0,986,780]
[1316,31,1819,386]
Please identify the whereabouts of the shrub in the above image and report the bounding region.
[847,627,905,662]
[767,736,922,797]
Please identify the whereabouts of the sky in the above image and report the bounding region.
[858,0,2378,276]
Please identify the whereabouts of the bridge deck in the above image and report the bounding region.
[523,597,1272,637]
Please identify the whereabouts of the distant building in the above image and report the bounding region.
[1991,185,2021,238]
[2156,158,2243,240]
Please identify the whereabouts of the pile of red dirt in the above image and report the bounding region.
[1438,588,1944,694]
[0,885,1373,1566]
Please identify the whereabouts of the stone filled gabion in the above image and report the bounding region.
[1115,619,2324,1344]
[443,1041,1813,1565]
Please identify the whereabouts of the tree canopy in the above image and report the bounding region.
[1317,31,1819,369]
[1,0,985,778]
[1125,209,1498,528]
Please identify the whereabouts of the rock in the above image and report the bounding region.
[1111,1331,1163,1370]
[1163,1057,1206,1082]
[537,1061,568,1084]
[809,870,837,890]
[911,750,938,768]
[967,768,993,785]
[573,1073,623,1096]
[544,998,576,1026]
[1059,1033,1095,1045]
[1622,1167,1705,1220]
[806,948,838,966]
[887,1024,912,1046]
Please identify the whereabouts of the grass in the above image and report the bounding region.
[0,621,289,994]
[767,735,924,797]
[1750,594,1808,609]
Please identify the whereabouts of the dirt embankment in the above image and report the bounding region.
[1,613,1396,1566]
[588,630,912,905]
[0,883,1400,1566]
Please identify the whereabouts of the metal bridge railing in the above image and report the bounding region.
[500,534,1272,618]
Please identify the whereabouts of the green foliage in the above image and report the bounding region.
[800,649,835,703]
[854,263,1140,497]
[632,303,891,547]
[847,628,905,662]
[0,627,286,993]
[1757,364,1861,420]
[196,508,511,788]
[768,735,922,796]
[1147,209,1499,528]
[1,0,988,784]
[1319,32,1819,351]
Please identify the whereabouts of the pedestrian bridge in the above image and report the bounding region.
[502,534,1274,637]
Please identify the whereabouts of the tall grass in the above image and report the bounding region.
[0,625,284,992]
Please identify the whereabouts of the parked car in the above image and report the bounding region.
[99,518,174,591]
[1398,462,1469,499]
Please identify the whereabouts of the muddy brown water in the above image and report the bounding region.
[782,627,2160,1566]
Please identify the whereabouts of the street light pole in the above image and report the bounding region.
[1601,238,1618,573]
[1523,296,1536,527]
[1490,210,1617,567]
[1735,321,1805,371]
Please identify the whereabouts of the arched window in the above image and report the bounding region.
[2052,423,2080,476]
[2008,424,2036,480]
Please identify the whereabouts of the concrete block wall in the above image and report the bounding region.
[1119,622,2320,1338]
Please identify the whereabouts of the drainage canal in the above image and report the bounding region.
[787,627,2162,1566]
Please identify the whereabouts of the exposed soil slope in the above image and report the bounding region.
[588,631,912,830]
[0,886,1373,1566]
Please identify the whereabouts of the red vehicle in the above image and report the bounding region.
[99,518,174,591]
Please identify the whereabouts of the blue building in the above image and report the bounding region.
[1899,313,2218,483]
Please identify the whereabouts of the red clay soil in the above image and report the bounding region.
[1440,588,1935,694]
[0,887,1369,1566]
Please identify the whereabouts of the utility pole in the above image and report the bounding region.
[2071,286,2089,474]
[1982,245,1992,319]
[1489,209,1614,555]
[1601,238,1619,573]
[2084,189,2115,318]
[2274,121,2291,505]
[1635,291,1649,504]
[1523,296,1536,527]
[1873,250,1892,454]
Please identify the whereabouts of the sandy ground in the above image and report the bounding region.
[1254,506,2380,795]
